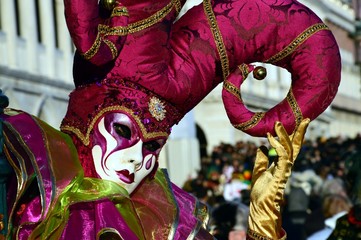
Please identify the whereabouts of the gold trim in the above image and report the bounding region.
[97,228,124,240]
[110,6,129,18]
[266,23,329,63]
[3,124,47,220]
[172,0,182,13]
[83,1,176,60]
[223,81,242,102]
[247,229,275,240]
[203,0,229,80]
[61,106,169,146]
[286,89,303,130]
[103,39,118,59]
[233,112,265,131]
[238,63,251,80]
[127,2,174,34]
[82,25,107,60]
[194,200,209,230]
[3,131,31,237]
[187,200,204,240]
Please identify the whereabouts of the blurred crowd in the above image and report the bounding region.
[182,133,361,240]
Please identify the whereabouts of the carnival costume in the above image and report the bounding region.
[0,0,340,239]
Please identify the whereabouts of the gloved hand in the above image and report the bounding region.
[247,118,310,239]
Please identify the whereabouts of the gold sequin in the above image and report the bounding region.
[266,23,329,63]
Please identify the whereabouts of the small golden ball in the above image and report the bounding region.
[99,0,117,11]
[253,66,267,80]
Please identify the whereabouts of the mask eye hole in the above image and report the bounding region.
[143,140,161,152]
[113,123,131,140]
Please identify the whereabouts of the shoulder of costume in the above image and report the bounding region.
[130,168,212,238]
[1,109,83,231]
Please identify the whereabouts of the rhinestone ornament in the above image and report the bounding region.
[148,97,166,121]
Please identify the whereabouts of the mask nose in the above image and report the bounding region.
[123,141,143,166]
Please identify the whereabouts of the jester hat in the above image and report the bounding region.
[60,0,341,145]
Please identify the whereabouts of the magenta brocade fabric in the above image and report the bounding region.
[62,0,341,138]
[61,79,183,146]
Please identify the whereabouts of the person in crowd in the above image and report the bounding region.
[327,151,361,239]
[210,202,250,240]
[0,0,340,239]
[307,193,351,240]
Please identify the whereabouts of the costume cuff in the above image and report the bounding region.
[246,228,286,240]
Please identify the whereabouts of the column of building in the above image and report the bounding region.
[0,1,17,68]
[54,0,74,83]
[38,0,57,78]
[18,0,38,74]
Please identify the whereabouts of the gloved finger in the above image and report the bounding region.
[251,145,269,186]
[267,132,288,160]
[274,122,292,158]
[291,118,310,160]
[267,132,293,185]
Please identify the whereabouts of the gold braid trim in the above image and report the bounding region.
[223,81,242,102]
[172,0,182,13]
[247,229,274,240]
[203,0,229,80]
[247,229,287,240]
[233,112,265,131]
[110,6,129,18]
[103,39,118,59]
[83,2,176,60]
[286,89,303,131]
[127,2,175,34]
[266,23,329,63]
[238,63,251,80]
[61,106,169,146]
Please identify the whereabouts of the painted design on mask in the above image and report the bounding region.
[91,112,166,194]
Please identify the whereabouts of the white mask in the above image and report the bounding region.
[91,112,166,194]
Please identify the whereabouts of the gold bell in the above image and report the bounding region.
[253,66,267,80]
[99,0,117,11]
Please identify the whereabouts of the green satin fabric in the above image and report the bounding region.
[29,176,131,239]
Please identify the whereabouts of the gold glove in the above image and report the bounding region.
[247,119,310,240]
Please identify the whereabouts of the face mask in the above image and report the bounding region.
[91,112,166,194]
